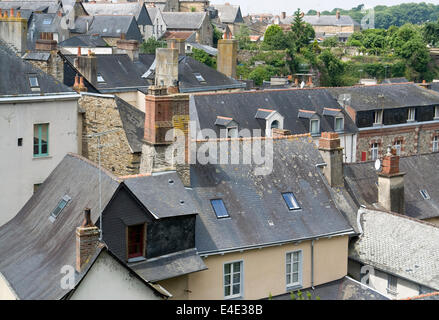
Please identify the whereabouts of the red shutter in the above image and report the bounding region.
[361,151,367,162]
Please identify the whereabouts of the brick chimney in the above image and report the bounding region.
[74,48,97,88]
[217,27,237,79]
[318,132,344,187]
[336,10,340,20]
[378,146,405,214]
[155,46,179,87]
[140,86,190,186]
[0,8,27,54]
[116,34,139,61]
[76,208,100,273]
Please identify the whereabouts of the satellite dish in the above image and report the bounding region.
[374,159,381,171]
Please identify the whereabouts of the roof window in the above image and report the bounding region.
[194,73,206,83]
[97,74,105,83]
[49,195,71,222]
[282,192,301,210]
[43,18,52,25]
[420,189,431,200]
[211,199,229,218]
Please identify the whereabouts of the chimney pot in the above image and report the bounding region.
[10,8,13,17]
[77,46,81,56]
[76,208,100,272]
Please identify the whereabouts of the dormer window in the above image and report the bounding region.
[255,108,284,137]
[323,108,344,132]
[97,74,105,83]
[127,224,145,261]
[335,117,344,132]
[407,108,415,122]
[373,110,383,125]
[298,109,320,135]
[310,119,320,135]
[215,116,239,138]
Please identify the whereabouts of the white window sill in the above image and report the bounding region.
[224,295,243,300]
[127,256,146,263]
[33,155,52,160]
[286,284,302,292]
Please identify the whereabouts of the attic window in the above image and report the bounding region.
[282,192,301,211]
[194,73,206,83]
[420,189,431,200]
[49,195,71,222]
[43,18,52,25]
[29,76,39,88]
[97,74,105,83]
[116,29,121,33]
[211,199,229,218]
[103,28,108,33]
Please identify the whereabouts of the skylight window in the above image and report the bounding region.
[49,195,71,222]
[97,74,105,83]
[420,189,431,200]
[282,192,301,210]
[194,73,206,83]
[29,76,39,88]
[43,18,52,25]
[211,199,229,218]
[103,28,108,33]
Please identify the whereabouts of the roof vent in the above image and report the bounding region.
[168,179,174,184]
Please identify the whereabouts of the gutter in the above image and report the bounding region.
[198,229,354,257]
[0,93,80,104]
[179,83,247,93]
[100,86,150,93]
[358,119,439,131]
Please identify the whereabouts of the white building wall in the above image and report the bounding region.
[369,269,423,300]
[60,47,113,55]
[314,133,356,163]
[0,97,79,225]
[70,251,162,300]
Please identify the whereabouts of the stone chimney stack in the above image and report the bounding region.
[167,38,185,56]
[0,9,27,54]
[74,48,98,88]
[76,208,100,273]
[378,146,405,214]
[155,46,179,88]
[116,34,139,61]
[217,27,237,79]
[318,132,344,187]
[336,10,340,20]
[140,86,191,186]
[33,32,64,83]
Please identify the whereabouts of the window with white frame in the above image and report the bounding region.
[394,140,402,156]
[435,106,439,119]
[224,261,243,299]
[335,117,344,131]
[310,119,319,135]
[371,143,379,160]
[433,136,439,152]
[373,110,383,125]
[407,108,415,121]
[286,251,302,288]
[387,274,397,294]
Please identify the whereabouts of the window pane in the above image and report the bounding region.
[311,120,319,133]
[293,273,299,283]
[233,273,240,284]
[282,192,300,210]
[232,284,240,295]
[224,285,230,297]
[224,274,230,285]
[286,274,291,284]
[335,117,343,130]
[211,199,229,218]
[233,262,241,272]
[224,263,231,274]
[293,262,299,272]
[286,263,291,274]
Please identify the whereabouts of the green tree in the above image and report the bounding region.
[263,25,287,50]
[212,25,223,48]
[290,9,315,52]
[318,49,345,86]
[236,25,252,50]
[189,48,216,68]
[322,36,338,48]
[140,37,165,54]
[248,65,276,86]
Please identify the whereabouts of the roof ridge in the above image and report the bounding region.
[193,133,311,143]
[364,206,439,229]
[66,153,120,182]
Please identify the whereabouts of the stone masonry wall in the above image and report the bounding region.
[79,95,141,176]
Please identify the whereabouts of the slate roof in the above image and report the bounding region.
[429,82,439,94]
[349,208,439,291]
[0,41,72,95]
[272,276,389,300]
[190,88,357,137]
[82,2,152,26]
[123,172,198,218]
[161,11,207,30]
[188,41,218,56]
[282,14,359,26]
[115,97,145,153]
[71,15,94,34]
[212,4,244,24]
[86,15,142,42]
[0,154,120,300]
[129,248,207,282]
[63,53,243,93]
[327,83,439,112]
[344,152,439,220]
[382,77,409,84]
[58,34,108,48]
[189,137,355,254]
[0,1,60,13]
[27,12,62,50]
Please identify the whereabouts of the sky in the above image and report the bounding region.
[211,0,439,15]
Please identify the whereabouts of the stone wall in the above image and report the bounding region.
[79,94,141,176]
[26,52,64,84]
[179,1,207,12]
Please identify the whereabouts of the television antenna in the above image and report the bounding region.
[83,128,121,241]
